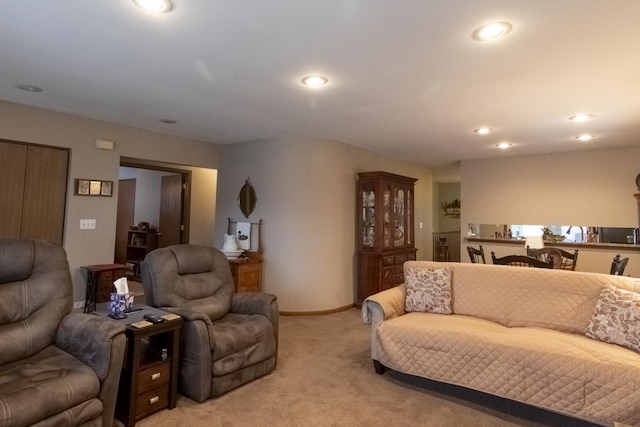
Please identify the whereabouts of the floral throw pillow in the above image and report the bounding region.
[585,283,640,353]
[405,267,452,314]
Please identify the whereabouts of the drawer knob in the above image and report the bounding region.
[150,372,161,381]
[149,396,160,405]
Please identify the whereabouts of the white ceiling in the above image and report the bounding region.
[1,1,639,168]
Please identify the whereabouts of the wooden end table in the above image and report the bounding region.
[94,303,182,426]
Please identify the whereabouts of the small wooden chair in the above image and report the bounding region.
[610,254,629,275]
[526,247,579,270]
[491,252,554,268]
[466,245,486,264]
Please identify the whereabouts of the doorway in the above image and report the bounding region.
[114,159,192,266]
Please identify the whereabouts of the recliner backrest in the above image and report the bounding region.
[141,244,234,321]
[0,239,73,365]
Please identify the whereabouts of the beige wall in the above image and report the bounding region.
[215,138,432,312]
[0,101,220,303]
[461,146,639,226]
[461,146,640,276]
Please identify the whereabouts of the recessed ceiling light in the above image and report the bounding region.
[474,127,493,135]
[15,84,43,93]
[496,142,512,149]
[159,119,177,124]
[575,134,596,142]
[132,0,174,13]
[472,22,513,41]
[301,75,328,88]
[569,114,594,122]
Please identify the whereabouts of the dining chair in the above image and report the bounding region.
[466,245,486,264]
[491,252,554,268]
[526,247,579,270]
[610,253,629,275]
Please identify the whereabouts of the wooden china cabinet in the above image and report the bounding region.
[356,171,418,305]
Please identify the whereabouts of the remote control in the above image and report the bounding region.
[143,314,164,324]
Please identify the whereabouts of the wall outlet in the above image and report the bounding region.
[73,301,85,309]
[80,219,96,229]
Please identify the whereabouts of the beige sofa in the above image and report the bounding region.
[362,261,640,426]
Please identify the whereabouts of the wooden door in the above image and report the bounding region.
[21,146,68,245]
[115,179,136,264]
[158,174,183,247]
[0,141,27,238]
[2,142,68,245]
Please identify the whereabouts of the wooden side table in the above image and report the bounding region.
[94,303,182,426]
[228,258,262,292]
[82,264,129,313]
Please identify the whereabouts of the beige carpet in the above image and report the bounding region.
[136,308,596,427]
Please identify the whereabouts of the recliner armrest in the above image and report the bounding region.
[231,292,278,322]
[55,313,126,381]
[157,306,213,325]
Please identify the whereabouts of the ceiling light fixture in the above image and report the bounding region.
[472,22,513,41]
[132,0,174,13]
[16,84,43,93]
[159,119,177,124]
[301,75,328,88]
[569,114,594,122]
[474,127,492,135]
[496,142,512,149]
[575,134,596,142]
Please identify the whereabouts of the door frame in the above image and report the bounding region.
[119,157,191,244]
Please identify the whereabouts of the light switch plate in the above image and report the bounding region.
[80,219,96,229]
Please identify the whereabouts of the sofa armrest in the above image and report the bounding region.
[361,284,406,325]
[55,313,125,380]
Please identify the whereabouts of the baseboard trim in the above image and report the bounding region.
[280,304,355,316]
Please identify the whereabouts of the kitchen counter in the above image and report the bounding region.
[465,236,640,252]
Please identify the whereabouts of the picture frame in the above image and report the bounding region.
[75,179,113,197]
[100,181,112,196]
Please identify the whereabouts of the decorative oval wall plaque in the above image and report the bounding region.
[238,178,257,218]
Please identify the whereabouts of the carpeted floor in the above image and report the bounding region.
[135,308,597,427]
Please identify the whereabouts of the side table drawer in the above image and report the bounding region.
[138,361,170,392]
[135,385,169,419]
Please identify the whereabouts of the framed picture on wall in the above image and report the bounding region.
[89,181,102,195]
[76,179,90,195]
[75,179,113,197]
[100,181,113,196]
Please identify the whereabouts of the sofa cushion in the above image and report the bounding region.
[210,313,276,376]
[405,266,451,314]
[586,283,640,353]
[0,345,102,427]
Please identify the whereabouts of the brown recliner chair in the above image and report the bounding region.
[140,244,278,402]
[0,239,126,427]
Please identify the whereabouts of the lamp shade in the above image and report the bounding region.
[525,235,545,249]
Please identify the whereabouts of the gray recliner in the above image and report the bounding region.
[0,239,126,427]
[140,244,278,402]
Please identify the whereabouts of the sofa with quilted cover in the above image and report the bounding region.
[362,261,640,426]
[0,239,127,427]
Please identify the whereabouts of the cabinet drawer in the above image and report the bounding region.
[382,256,395,266]
[98,271,114,283]
[394,254,408,264]
[137,361,170,392]
[98,280,114,294]
[135,385,169,419]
